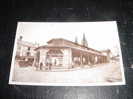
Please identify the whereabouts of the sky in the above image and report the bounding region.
[16,21,120,52]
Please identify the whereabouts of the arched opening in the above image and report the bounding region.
[46,49,63,66]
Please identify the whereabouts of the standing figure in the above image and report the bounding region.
[40,62,43,70]
[46,57,52,71]
[35,62,39,71]
[49,58,52,70]
[54,59,57,66]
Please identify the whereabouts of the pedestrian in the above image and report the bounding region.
[40,62,43,70]
[49,62,52,70]
[47,58,52,70]
[35,62,39,71]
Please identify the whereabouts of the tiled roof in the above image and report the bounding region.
[47,38,101,53]
[35,38,107,56]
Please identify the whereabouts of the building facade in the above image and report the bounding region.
[16,37,38,60]
[34,38,110,69]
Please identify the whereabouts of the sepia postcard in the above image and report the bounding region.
[9,21,126,86]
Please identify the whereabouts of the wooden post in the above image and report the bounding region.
[88,55,90,65]
[80,54,83,66]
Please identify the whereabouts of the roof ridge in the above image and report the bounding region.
[47,38,101,53]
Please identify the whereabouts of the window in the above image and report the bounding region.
[28,47,31,51]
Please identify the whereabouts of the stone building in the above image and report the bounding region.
[16,36,38,60]
[34,38,110,69]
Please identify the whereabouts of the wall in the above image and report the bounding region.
[39,49,49,65]
[61,48,72,68]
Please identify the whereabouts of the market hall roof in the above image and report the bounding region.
[35,38,106,56]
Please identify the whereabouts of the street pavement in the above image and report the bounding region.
[11,61,123,85]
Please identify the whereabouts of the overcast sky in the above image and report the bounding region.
[16,21,120,51]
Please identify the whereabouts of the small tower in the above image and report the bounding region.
[19,36,23,41]
[75,36,78,44]
[81,33,88,47]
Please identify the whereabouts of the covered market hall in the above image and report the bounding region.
[34,38,110,69]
